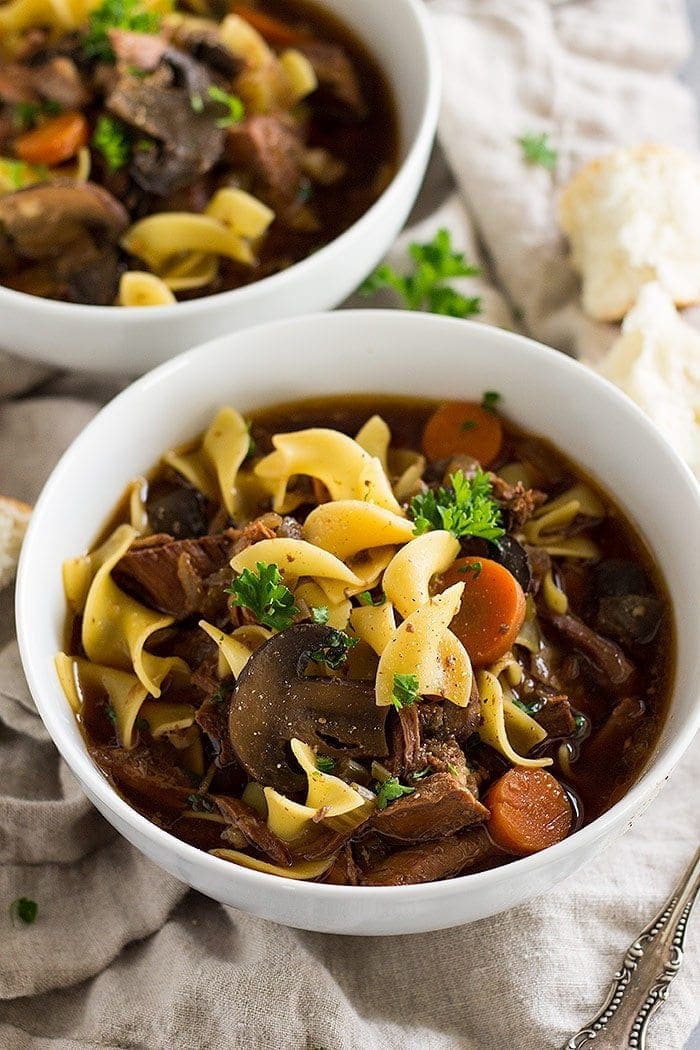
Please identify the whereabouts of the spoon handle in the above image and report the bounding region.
[564,846,700,1050]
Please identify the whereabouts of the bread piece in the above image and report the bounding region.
[558,145,700,322]
[0,496,32,590]
[591,282,700,477]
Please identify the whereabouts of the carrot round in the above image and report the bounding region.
[422,401,503,466]
[485,768,573,855]
[233,4,309,47]
[439,556,526,666]
[14,111,88,167]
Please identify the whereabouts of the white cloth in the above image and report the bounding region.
[1,2,699,1047]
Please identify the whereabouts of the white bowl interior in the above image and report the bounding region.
[0,0,440,374]
[16,312,700,934]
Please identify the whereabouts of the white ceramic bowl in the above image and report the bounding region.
[0,0,439,376]
[16,312,700,935]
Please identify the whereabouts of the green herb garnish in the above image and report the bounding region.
[226,562,298,631]
[459,560,483,579]
[245,421,257,459]
[315,755,335,773]
[356,590,386,607]
[411,767,431,780]
[518,132,557,171]
[186,794,215,813]
[307,628,358,671]
[207,84,244,127]
[409,469,504,541]
[481,390,501,412]
[311,605,330,625]
[190,93,205,113]
[360,228,482,318]
[105,703,117,725]
[135,716,149,732]
[574,712,587,736]
[460,419,477,432]
[391,672,420,711]
[9,897,38,925]
[375,776,416,811]
[446,762,460,777]
[512,696,545,716]
[13,99,60,130]
[92,115,131,172]
[1,159,48,190]
[84,0,161,62]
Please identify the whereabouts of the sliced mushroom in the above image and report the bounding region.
[0,180,128,261]
[487,535,532,592]
[228,623,389,794]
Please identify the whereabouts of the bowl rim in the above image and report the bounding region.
[0,0,440,324]
[16,310,700,905]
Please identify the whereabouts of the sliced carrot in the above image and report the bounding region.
[439,556,526,666]
[233,4,309,47]
[485,768,573,856]
[422,401,503,467]
[14,111,88,167]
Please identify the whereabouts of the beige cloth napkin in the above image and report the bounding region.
[1,1,700,1047]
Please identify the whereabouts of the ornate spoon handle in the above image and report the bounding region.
[564,846,700,1049]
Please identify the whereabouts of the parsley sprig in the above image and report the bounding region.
[9,897,38,925]
[307,628,358,671]
[409,469,504,541]
[226,562,298,631]
[391,673,420,710]
[92,115,131,172]
[360,228,482,318]
[315,755,335,773]
[518,132,557,171]
[375,776,416,811]
[83,0,162,62]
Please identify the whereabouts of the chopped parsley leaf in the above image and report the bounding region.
[186,794,215,813]
[311,605,330,625]
[9,897,38,925]
[190,93,205,113]
[409,469,504,541]
[459,560,483,579]
[360,228,482,318]
[13,99,60,130]
[84,0,161,63]
[315,755,335,773]
[92,115,131,172]
[307,629,358,671]
[207,84,245,127]
[481,390,501,413]
[446,762,460,777]
[518,132,557,171]
[375,776,415,810]
[460,419,477,432]
[105,703,117,725]
[356,590,386,607]
[391,672,420,711]
[410,767,431,781]
[226,562,298,631]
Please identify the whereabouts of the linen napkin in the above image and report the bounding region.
[1,1,699,1047]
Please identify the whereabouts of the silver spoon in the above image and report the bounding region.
[564,846,700,1049]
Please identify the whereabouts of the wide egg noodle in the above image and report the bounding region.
[230,537,361,588]
[54,652,148,749]
[121,214,255,273]
[210,849,333,881]
[201,406,250,518]
[254,428,402,514]
[354,415,390,471]
[302,500,414,560]
[79,524,187,696]
[350,602,396,657]
[383,530,460,619]
[522,483,604,559]
[318,546,395,605]
[139,700,196,738]
[477,669,552,768]
[199,620,272,678]
[375,584,473,708]
[294,580,351,630]
[263,740,365,842]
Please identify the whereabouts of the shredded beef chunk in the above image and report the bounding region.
[215,796,292,867]
[544,612,635,686]
[360,828,498,887]
[89,743,193,813]
[372,773,489,842]
[113,530,237,619]
[533,694,576,738]
[299,40,367,118]
[490,475,547,529]
[225,114,303,206]
[385,705,421,777]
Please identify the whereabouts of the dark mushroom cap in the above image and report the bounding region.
[228,623,389,795]
[0,180,129,261]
